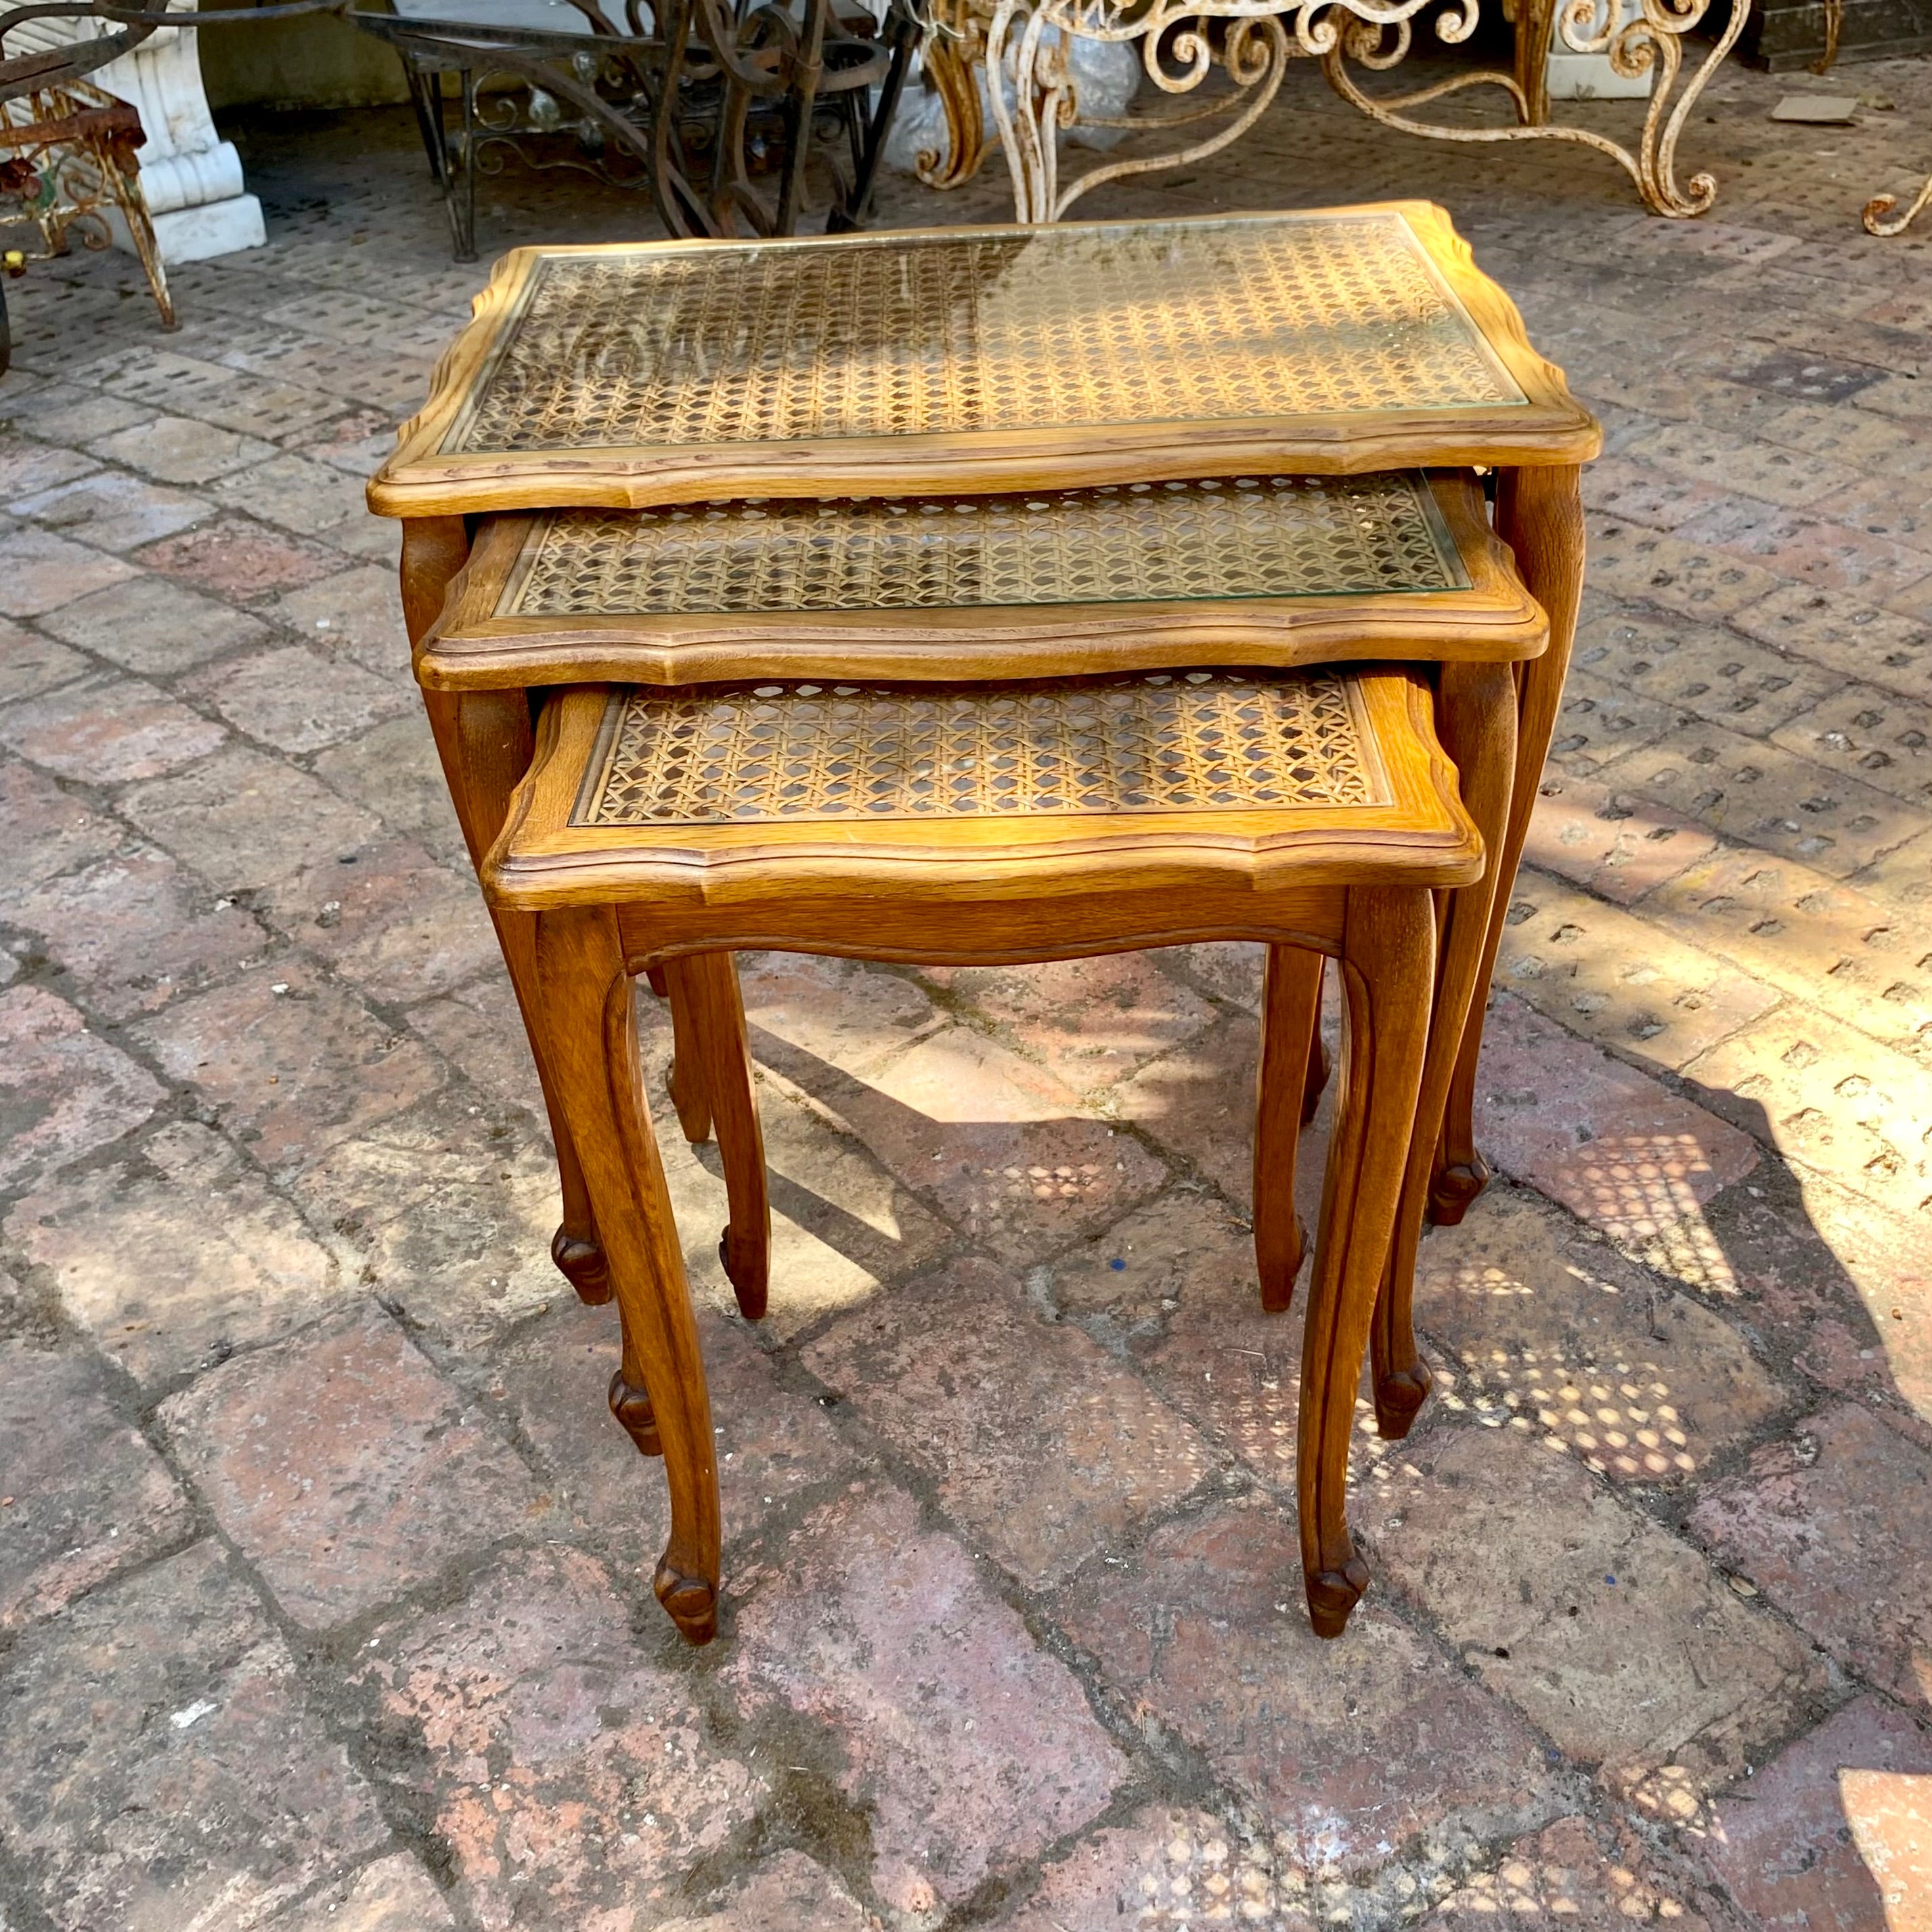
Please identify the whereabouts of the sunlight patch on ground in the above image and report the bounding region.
[1566,1130,1723,1246]
[1430,1359,1694,1478]
[1841,1770,1932,1932]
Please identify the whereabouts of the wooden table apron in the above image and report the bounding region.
[377,204,1596,1298]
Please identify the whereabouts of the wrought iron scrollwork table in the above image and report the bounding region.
[917,0,1749,222]
[1864,154,1932,236]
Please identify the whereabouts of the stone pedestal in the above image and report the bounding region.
[9,1,265,263]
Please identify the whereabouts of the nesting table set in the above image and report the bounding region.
[367,204,1599,1644]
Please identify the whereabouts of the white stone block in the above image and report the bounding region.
[105,192,267,263]
[1546,0,1655,100]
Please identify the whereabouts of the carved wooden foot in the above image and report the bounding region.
[719,1231,768,1322]
[1258,1214,1308,1315]
[1426,1153,1489,1227]
[655,1560,719,1645]
[1305,1556,1371,1639]
[607,1370,662,1457]
[1374,1361,1432,1440]
[551,1226,612,1304]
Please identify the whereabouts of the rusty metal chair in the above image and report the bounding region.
[0,24,173,338]
[0,0,357,347]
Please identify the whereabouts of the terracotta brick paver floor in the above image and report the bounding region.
[3,47,1932,1931]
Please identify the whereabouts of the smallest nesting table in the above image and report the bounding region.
[487,663,1488,1641]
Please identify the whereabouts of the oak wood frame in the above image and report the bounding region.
[487,669,1472,1642]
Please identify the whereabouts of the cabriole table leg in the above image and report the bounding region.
[1373,659,1516,1436]
[662,952,770,1321]
[1429,463,1585,1227]
[1298,886,1435,1637]
[418,679,612,1304]
[1255,944,1323,1312]
[536,905,722,1645]
[402,519,613,1302]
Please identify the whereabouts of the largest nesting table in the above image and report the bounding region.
[368,200,1600,1315]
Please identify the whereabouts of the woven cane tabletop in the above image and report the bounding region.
[422,470,1545,689]
[488,667,1483,911]
[506,474,1468,618]
[371,202,1599,517]
[573,669,1386,827]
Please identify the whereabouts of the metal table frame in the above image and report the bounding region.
[351,0,918,257]
[917,0,1749,222]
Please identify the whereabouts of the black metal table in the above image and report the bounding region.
[349,0,917,258]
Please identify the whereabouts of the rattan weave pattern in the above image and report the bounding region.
[448,215,1524,455]
[572,670,1386,826]
[504,474,1466,617]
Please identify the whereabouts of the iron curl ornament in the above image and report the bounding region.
[1864,177,1932,238]
[919,0,1749,222]
[986,0,1317,221]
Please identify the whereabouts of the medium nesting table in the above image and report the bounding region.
[419,468,1548,1426]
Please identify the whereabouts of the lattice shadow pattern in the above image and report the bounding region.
[449,213,1525,453]
[504,473,1468,617]
[572,669,1387,825]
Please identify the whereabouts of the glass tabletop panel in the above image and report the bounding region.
[499,473,1471,617]
[443,211,1527,458]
